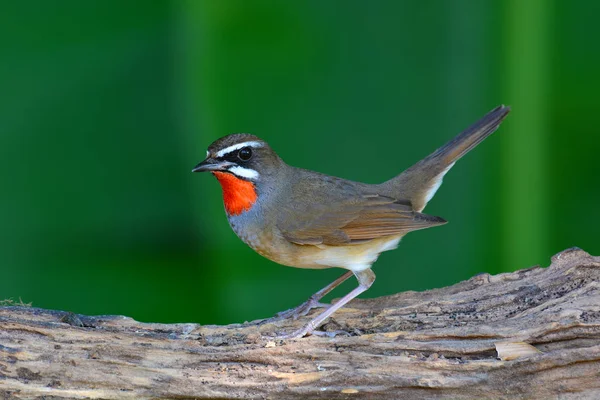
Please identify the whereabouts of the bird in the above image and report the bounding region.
[192,105,510,338]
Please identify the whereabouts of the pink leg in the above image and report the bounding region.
[309,270,354,302]
[269,271,354,322]
[278,269,375,339]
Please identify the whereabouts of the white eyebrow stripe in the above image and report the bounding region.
[228,166,259,180]
[216,141,264,158]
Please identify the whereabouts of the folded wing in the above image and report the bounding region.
[277,189,446,246]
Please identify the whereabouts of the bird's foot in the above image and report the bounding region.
[274,326,351,340]
[274,327,309,340]
[310,329,351,338]
[263,297,329,324]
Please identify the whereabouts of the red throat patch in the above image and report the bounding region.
[212,171,257,216]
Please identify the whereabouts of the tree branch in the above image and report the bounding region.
[1,248,599,399]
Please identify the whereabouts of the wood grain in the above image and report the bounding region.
[1,247,599,399]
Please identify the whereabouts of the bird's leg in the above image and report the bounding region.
[268,271,354,322]
[277,269,375,339]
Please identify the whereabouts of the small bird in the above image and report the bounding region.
[193,105,510,338]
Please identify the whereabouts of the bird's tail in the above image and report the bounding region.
[383,105,511,212]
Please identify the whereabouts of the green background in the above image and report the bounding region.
[1,1,598,325]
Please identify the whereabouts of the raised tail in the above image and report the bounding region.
[383,105,511,212]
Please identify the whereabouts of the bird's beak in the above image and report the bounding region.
[192,157,234,173]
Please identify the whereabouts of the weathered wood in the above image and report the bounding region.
[1,247,599,399]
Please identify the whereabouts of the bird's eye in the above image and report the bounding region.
[238,147,252,161]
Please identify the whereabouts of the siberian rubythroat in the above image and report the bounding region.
[193,105,510,338]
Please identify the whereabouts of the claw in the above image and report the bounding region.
[264,298,328,323]
[311,329,351,338]
[275,327,310,340]
[274,327,350,339]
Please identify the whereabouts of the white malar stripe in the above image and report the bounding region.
[423,162,455,205]
[228,166,260,180]
[216,141,264,158]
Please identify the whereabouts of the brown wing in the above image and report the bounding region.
[276,176,446,246]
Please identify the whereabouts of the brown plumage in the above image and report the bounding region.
[277,185,446,246]
[193,105,511,338]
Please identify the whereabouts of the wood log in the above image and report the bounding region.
[1,247,599,399]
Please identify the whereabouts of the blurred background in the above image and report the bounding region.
[1,1,598,325]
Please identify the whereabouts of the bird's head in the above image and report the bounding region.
[193,133,283,216]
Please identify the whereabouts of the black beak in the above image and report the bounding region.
[192,158,234,173]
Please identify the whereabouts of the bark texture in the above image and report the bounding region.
[1,247,599,399]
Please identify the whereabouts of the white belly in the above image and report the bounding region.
[301,236,403,272]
